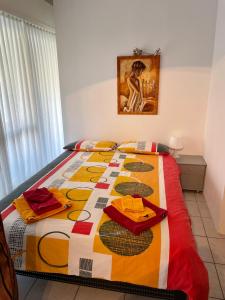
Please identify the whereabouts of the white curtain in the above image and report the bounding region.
[0,12,64,199]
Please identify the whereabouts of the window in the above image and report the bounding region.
[0,11,64,199]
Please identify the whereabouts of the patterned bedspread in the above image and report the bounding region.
[1,151,209,300]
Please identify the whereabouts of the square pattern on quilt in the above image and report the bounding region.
[48,178,65,188]
[95,183,110,189]
[72,221,93,235]
[79,258,93,278]
[95,197,109,209]
[109,163,120,167]
[110,171,119,177]
[137,141,146,150]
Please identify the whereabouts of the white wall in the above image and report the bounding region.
[0,0,54,28]
[54,0,217,154]
[204,0,225,234]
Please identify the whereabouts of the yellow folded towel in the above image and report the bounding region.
[119,195,144,212]
[13,188,72,224]
[111,196,156,222]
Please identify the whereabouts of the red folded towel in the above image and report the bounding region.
[103,194,167,235]
[23,188,62,215]
[23,187,53,203]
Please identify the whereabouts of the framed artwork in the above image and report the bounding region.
[117,55,160,115]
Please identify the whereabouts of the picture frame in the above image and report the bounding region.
[117,55,160,115]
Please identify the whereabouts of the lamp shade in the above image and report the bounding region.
[169,136,183,150]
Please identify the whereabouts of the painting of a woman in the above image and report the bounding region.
[117,55,160,115]
[124,60,146,112]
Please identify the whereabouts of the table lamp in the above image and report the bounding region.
[169,136,183,158]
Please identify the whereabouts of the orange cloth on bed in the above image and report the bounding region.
[13,188,72,224]
[111,196,156,222]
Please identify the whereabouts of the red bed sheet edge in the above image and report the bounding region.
[163,155,209,300]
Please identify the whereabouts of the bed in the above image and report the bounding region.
[0,149,208,300]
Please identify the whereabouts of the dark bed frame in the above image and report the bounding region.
[0,151,187,300]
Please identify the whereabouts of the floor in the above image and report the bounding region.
[17,192,225,300]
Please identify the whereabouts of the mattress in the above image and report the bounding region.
[1,150,208,300]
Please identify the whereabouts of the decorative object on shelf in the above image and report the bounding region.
[154,48,161,56]
[117,52,160,115]
[133,48,161,56]
[133,48,143,56]
[169,136,183,158]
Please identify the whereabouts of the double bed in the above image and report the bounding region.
[0,149,208,300]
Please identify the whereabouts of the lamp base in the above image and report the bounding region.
[173,152,180,158]
[170,149,181,158]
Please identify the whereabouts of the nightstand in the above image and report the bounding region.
[175,155,207,192]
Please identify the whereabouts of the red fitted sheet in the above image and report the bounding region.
[163,155,208,300]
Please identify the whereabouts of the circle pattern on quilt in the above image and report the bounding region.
[99,221,153,256]
[90,176,107,183]
[124,162,154,172]
[115,182,153,197]
[37,231,70,268]
[98,152,114,156]
[103,159,111,163]
[67,209,91,222]
[66,187,93,201]
[86,166,106,173]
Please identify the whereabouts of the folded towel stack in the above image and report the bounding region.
[23,187,62,215]
[104,194,167,235]
[111,195,156,222]
[13,188,72,224]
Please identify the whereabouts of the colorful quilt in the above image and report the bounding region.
[1,151,208,300]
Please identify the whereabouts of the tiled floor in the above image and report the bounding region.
[17,192,225,300]
[184,191,225,300]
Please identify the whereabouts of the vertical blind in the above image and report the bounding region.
[0,12,64,199]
